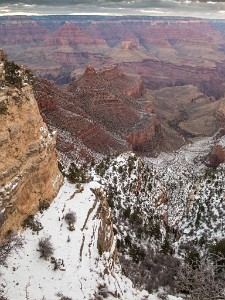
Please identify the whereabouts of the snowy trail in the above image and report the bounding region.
[1,179,181,300]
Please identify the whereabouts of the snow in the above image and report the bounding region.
[52,173,62,189]
[2,134,221,300]
[218,135,225,147]
[1,179,181,300]
[0,175,21,207]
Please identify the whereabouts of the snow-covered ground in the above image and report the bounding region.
[3,136,222,299]
[1,179,182,300]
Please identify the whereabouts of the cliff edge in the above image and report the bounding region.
[0,50,63,239]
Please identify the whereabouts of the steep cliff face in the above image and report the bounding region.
[0,51,63,239]
[125,114,162,154]
[94,188,116,256]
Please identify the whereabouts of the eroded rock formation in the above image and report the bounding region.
[2,16,225,98]
[0,51,63,239]
[94,188,116,258]
[34,65,162,162]
[207,130,225,168]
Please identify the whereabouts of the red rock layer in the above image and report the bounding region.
[44,22,106,47]
[35,66,162,162]
[0,19,49,44]
[35,78,131,161]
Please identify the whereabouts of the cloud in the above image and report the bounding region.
[0,0,225,18]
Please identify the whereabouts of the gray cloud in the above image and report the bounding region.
[0,0,222,4]
[0,0,224,6]
[1,0,225,18]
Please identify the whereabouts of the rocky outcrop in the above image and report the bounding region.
[121,59,225,98]
[34,65,161,162]
[33,64,225,161]
[216,97,225,121]
[126,79,144,97]
[94,188,116,258]
[149,85,223,151]
[35,77,130,162]
[208,131,225,168]
[69,65,162,155]
[69,65,143,134]
[208,144,225,168]
[0,54,63,239]
[125,114,162,154]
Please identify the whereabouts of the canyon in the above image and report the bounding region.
[0,15,225,300]
[0,15,225,161]
[33,64,225,163]
[1,16,225,98]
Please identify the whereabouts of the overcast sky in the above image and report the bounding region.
[1,0,225,19]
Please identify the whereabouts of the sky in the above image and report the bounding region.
[1,0,225,19]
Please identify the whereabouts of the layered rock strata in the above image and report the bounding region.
[0,52,63,239]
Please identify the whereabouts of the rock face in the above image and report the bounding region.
[125,115,162,153]
[0,52,63,239]
[94,188,116,257]
[44,22,107,49]
[0,19,49,45]
[208,144,225,168]
[208,130,225,168]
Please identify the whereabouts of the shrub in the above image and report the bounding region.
[38,237,54,260]
[66,163,89,183]
[64,211,76,226]
[176,258,225,300]
[56,292,72,300]
[39,200,50,213]
[58,161,65,176]
[119,250,180,294]
[123,207,131,219]
[210,238,225,258]
[51,257,65,271]
[96,283,110,299]
[185,249,200,268]
[4,60,22,88]
[23,215,43,232]
[0,295,8,300]
[157,292,168,300]
[0,231,23,267]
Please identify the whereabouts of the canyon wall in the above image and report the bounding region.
[0,51,63,239]
[1,16,225,98]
